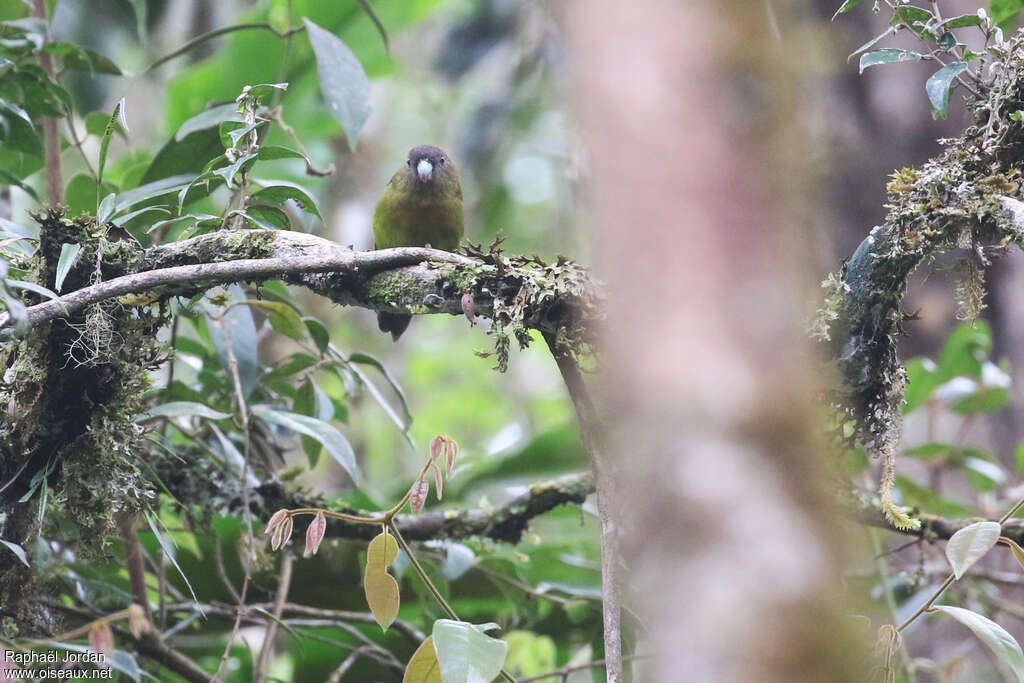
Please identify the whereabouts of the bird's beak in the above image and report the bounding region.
[416,158,433,182]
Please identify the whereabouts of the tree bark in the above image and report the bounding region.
[565,1,870,680]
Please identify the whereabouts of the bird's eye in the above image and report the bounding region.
[407,159,412,167]
[438,158,445,165]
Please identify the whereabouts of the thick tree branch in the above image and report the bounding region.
[157,443,595,543]
[857,502,1024,545]
[0,229,594,341]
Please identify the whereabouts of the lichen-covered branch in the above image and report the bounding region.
[0,210,600,635]
[856,501,1024,546]
[190,463,595,544]
[0,228,597,340]
[814,33,1024,528]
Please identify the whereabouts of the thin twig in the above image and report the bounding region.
[325,645,374,683]
[211,316,256,682]
[543,332,622,683]
[516,653,653,683]
[254,552,293,683]
[117,509,151,620]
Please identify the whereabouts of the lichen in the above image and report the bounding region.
[820,29,1024,527]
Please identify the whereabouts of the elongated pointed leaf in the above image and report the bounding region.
[946,520,1001,579]
[251,406,361,484]
[98,98,128,196]
[932,606,1024,681]
[175,103,243,142]
[859,49,922,74]
[54,242,81,292]
[141,401,232,421]
[143,510,201,608]
[848,26,896,62]
[1001,536,1024,573]
[832,0,866,20]
[207,285,259,398]
[926,61,969,115]
[303,18,371,151]
[0,539,29,567]
[250,181,323,221]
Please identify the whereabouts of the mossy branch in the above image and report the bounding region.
[815,36,1024,529]
[0,229,600,359]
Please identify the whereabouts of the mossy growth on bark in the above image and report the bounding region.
[0,209,164,630]
[813,34,1024,529]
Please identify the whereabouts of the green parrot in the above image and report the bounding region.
[373,145,465,340]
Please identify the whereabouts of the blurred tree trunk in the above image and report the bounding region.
[564,2,870,680]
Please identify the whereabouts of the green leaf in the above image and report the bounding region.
[142,510,201,607]
[349,351,414,431]
[98,98,128,192]
[991,0,1024,27]
[5,280,65,311]
[0,98,31,126]
[241,205,290,231]
[250,181,323,221]
[0,539,29,567]
[54,242,81,293]
[303,17,372,151]
[859,49,922,73]
[44,42,122,75]
[432,619,509,683]
[903,442,951,458]
[935,14,984,30]
[963,454,1006,491]
[946,520,1001,579]
[174,102,242,142]
[113,174,197,215]
[256,145,306,161]
[207,285,259,398]
[294,379,322,466]
[304,316,330,353]
[126,0,147,41]
[832,0,866,20]
[141,401,233,421]
[931,606,1024,681]
[939,322,991,379]
[926,61,969,116]
[140,126,223,185]
[212,151,256,186]
[848,26,897,62]
[97,192,116,223]
[0,167,39,201]
[252,406,361,484]
[356,0,390,51]
[237,300,307,341]
[891,6,934,32]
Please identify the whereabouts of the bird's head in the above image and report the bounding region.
[406,145,455,187]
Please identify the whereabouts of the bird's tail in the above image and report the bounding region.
[377,312,412,341]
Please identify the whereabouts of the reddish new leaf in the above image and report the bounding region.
[461,293,476,325]
[410,479,429,514]
[264,508,288,535]
[89,621,114,656]
[305,511,327,556]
